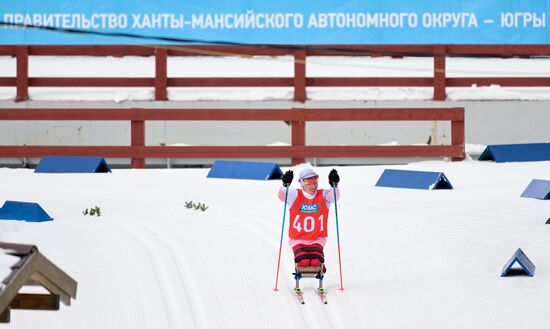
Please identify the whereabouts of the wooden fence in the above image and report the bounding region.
[0,107,465,167]
[1,45,550,102]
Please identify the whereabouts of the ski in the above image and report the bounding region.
[294,288,327,304]
[294,288,305,304]
[318,288,328,304]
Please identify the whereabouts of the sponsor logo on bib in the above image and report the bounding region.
[300,203,318,213]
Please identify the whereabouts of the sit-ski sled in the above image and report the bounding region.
[292,245,328,304]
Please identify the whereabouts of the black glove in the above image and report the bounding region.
[328,169,340,187]
[282,170,293,187]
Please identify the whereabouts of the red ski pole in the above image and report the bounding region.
[273,186,289,292]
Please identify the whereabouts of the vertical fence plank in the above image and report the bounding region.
[291,121,305,165]
[451,117,465,161]
[16,46,29,102]
[155,47,168,101]
[294,49,306,103]
[131,120,145,168]
[433,45,446,101]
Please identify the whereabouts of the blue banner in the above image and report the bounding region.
[0,0,548,45]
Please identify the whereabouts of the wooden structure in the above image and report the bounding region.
[0,107,465,167]
[0,45,550,102]
[0,242,77,323]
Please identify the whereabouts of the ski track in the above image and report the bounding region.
[207,209,314,329]
[3,220,158,329]
[156,217,234,328]
[124,218,212,329]
[108,219,199,329]
[87,220,157,329]
[217,208,348,329]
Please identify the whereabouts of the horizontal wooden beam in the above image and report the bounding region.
[12,76,550,89]
[0,108,464,121]
[444,45,550,56]
[10,294,59,311]
[167,45,291,56]
[19,76,549,89]
[304,44,437,56]
[168,77,293,87]
[0,145,464,159]
[27,45,289,57]
[28,45,155,56]
[0,46,16,56]
[0,44,549,57]
[0,77,16,87]
[307,77,433,87]
[29,77,155,87]
[447,77,550,87]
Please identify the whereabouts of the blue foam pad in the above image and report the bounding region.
[545,217,550,224]
[35,156,111,173]
[501,248,536,277]
[207,160,283,180]
[520,179,550,200]
[375,169,453,190]
[479,143,550,163]
[0,201,53,222]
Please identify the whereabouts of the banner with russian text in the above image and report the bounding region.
[0,0,548,45]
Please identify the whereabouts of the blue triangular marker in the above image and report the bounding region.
[479,143,550,163]
[35,156,111,173]
[478,146,495,161]
[207,160,283,180]
[501,248,536,277]
[433,173,453,189]
[0,201,53,222]
[520,179,550,200]
[375,169,453,190]
[546,217,550,224]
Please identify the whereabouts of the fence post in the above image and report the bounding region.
[155,47,168,101]
[433,45,446,101]
[16,46,29,102]
[131,120,145,168]
[451,109,465,161]
[291,119,305,165]
[294,49,306,103]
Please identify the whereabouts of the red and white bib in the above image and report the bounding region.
[288,189,329,240]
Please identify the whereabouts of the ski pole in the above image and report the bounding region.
[273,186,289,292]
[333,185,345,291]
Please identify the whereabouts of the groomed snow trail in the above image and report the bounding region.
[1,162,550,328]
[110,219,207,329]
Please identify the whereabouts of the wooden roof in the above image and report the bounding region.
[0,242,77,323]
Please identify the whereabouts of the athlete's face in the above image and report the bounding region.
[302,180,318,195]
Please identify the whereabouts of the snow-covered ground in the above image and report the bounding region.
[1,56,550,101]
[1,160,550,328]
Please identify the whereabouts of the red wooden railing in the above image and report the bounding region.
[0,107,465,167]
[1,45,549,102]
